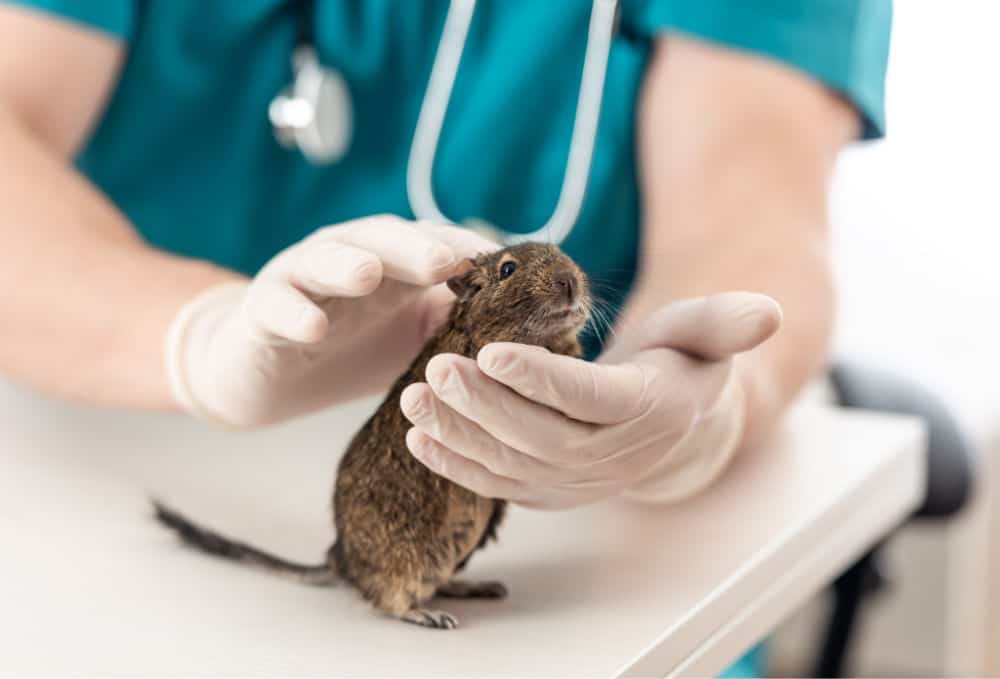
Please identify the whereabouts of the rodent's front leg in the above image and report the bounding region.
[436,579,508,599]
[546,333,583,358]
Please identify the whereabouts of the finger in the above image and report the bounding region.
[347,283,453,355]
[406,428,589,510]
[416,220,501,259]
[318,278,424,320]
[405,428,532,502]
[403,381,667,489]
[424,354,598,463]
[400,383,604,486]
[291,242,384,297]
[416,283,455,341]
[244,280,328,343]
[477,343,654,424]
[600,292,782,364]
[310,215,468,286]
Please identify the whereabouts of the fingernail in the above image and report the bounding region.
[438,366,468,402]
[296,305,326,339]
[408,432,436,467]
[737,298,782,336]
[427,244,456,271]
[406,428,426,454]
[400,386,429,420]
[476,346,498,373]
[353,261,381,287]
[483,352,508,376]
[479,345,524,377]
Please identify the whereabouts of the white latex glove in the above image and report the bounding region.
[400,292,781,509]
[166,215,497,428]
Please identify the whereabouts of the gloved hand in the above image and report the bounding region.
[166,215,496,428]
[399,292,781,509]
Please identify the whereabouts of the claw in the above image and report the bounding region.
[401,608,459,630]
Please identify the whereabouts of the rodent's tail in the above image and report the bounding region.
[152,499,337,586]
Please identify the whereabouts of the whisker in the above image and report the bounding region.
[582,300,618,349]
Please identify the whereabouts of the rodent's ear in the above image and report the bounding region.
[446,259,477,298]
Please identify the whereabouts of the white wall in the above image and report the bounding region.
[832,0,1000,393]
[772,1,1000,675]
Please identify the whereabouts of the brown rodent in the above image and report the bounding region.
[153,242,592,630]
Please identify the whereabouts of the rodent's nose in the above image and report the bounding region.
[553,271,577,305]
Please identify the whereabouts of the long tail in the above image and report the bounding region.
[152,500,337,586]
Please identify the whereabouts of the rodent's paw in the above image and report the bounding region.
[402,608,459,630]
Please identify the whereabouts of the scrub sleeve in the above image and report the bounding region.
[2,0,134,38]
[623,0,891,139]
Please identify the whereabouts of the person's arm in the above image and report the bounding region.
[0,7,241,408]
[0,7,495,426]
[619,35,858,448]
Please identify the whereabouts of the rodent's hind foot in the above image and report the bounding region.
[436,579,508,599]
[400,607,459,630]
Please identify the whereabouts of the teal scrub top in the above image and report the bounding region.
[5,1,890,675]
[7,0,890,321]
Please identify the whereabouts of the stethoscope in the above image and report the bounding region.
[270,0,619,245]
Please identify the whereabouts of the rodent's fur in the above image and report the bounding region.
[154,242,591,629]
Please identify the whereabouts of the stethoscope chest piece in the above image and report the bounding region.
[270,46,352,164]
[272,0,618,245]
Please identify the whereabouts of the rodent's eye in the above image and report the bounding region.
[499,261,517,280]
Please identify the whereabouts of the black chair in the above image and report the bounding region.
[809,358,976,677]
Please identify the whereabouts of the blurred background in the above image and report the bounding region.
[767,1,1000,675]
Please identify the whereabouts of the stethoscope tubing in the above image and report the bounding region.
[406,0,619,245]
[274,0,619,245]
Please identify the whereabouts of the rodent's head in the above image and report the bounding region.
[446,242,591,345]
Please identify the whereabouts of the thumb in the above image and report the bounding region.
[418,283,457,341]
[601,292,782,364]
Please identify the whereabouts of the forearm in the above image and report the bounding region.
[619,215,834,449]
[0,108,243,408]
[620,135,838,446]
[615,186,835,503]
[624,35,857,449]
